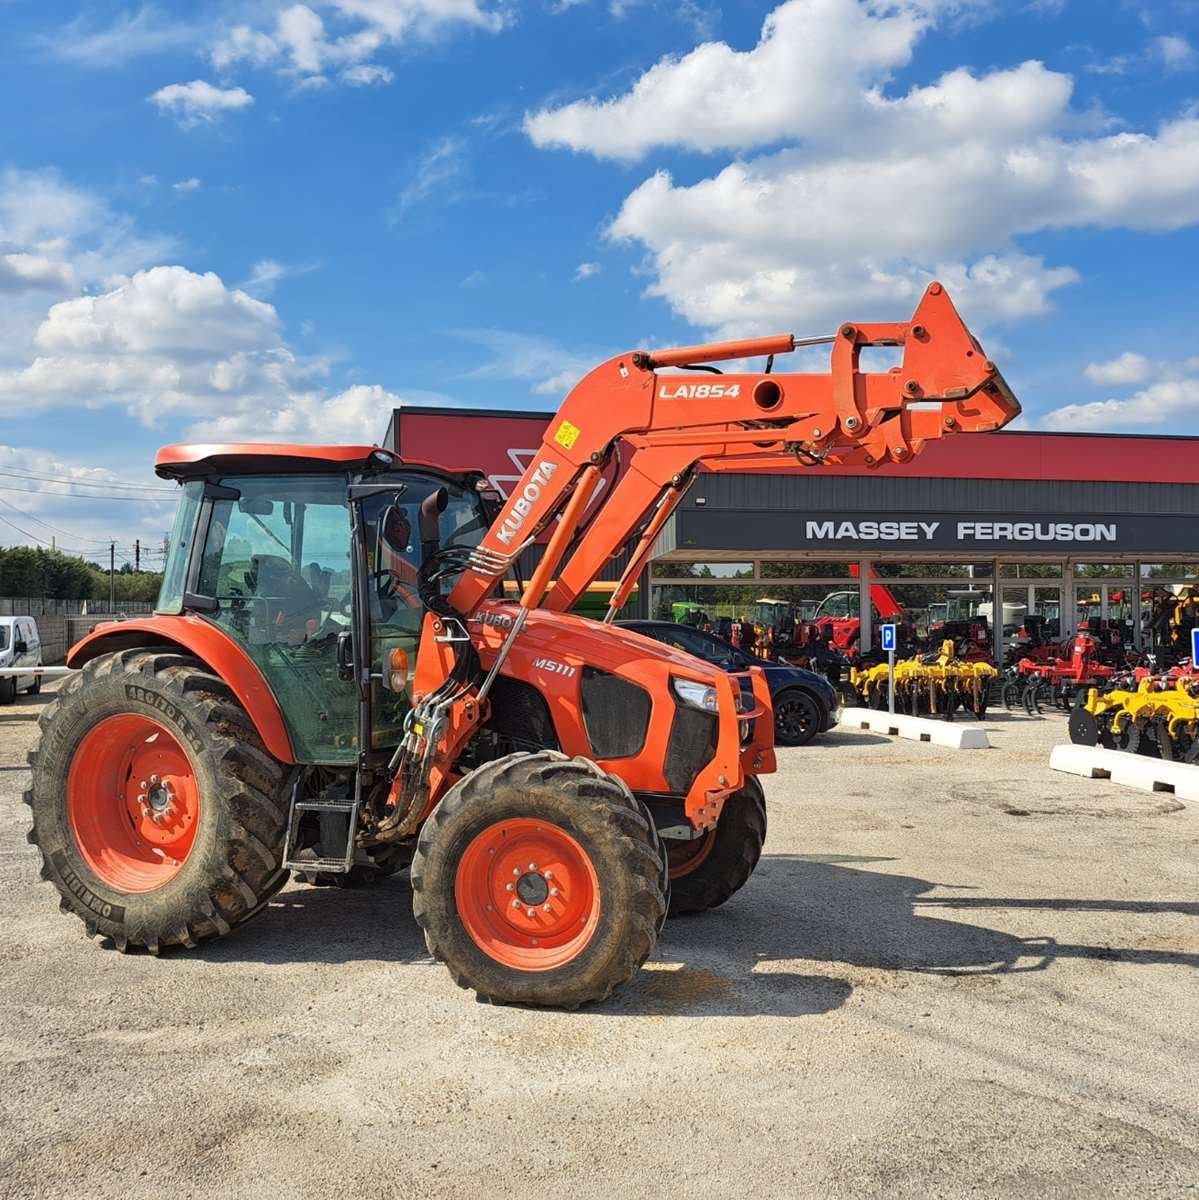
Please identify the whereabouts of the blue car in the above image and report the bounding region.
[618,620,839,746]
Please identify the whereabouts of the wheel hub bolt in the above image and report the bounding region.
[511,899,521,909]
[550,887,559,897]
[526,908,535,918]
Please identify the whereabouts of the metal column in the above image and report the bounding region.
[1132,562,1142,650]
[858,558,872,653]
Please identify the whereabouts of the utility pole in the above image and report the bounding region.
[109,542,115,612]
[135,539,140,572]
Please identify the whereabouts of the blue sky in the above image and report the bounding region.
[1,0,1198,563]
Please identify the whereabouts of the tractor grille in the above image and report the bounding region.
[580,667,651,759]
[663,702,718,794]
[483,677,560,750]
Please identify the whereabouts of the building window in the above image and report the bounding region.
[1073,562,1133,578]
[999,563,1063,579]
[1140,563,1199,581]
[759,561,855,579]
[650,561,754,580]
[874,562,991,579]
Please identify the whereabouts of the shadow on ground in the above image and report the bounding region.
[185,853,1197,1017]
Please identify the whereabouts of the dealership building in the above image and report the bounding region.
[388,408,1199,662]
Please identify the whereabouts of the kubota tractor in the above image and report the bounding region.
[24,283,1018,1008]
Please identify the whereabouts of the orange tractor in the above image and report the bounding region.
[25,284,1018,1007]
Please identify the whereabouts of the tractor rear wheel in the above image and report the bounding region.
[24,650,290,952]
[411,752,666,1008]
[663,776,766,916]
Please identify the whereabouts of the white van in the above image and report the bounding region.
[0,616,43,704]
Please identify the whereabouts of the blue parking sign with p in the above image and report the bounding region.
[881,623,896,652]
[1192,626,1199,666]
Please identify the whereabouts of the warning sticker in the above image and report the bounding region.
[554,420,581,450]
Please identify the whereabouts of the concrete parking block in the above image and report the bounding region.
[1050,742,1199,802]
[838,706,990,749]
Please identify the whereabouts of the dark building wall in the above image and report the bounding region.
[660,474,1199,557]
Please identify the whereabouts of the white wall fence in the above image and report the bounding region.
[0,597,154,618]
[1,601,154,664]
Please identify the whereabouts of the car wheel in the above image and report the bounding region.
[773,688,822,747]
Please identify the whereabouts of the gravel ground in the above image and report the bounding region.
[2,682,1196,1199]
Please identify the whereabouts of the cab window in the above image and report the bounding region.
[197,473,356,763]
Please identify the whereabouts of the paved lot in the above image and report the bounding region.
[2,683,1196,1199]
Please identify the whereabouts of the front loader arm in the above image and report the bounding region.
[448,281,1019,620]
[387,282,1017,836]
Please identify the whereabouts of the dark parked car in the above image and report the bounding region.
[618,620,838,746]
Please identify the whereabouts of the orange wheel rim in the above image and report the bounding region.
[66,714,200,893]
[666,830,715,880]
[454,818,601,971]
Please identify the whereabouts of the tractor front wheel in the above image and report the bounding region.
[412,752,666,1008]
[663,776,766,916]
[24,650,290,952]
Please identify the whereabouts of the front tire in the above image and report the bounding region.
[411,752,665,1008]
[664,776,766,916]
[774,688,822,746]
[24,649,290,953]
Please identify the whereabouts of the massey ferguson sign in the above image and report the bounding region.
[803,519,1118,545]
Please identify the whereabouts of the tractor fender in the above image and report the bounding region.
[66,615,295,763]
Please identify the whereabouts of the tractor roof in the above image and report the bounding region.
[154,442,397,479]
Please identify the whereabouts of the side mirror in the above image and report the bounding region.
[379,503,411,555]
[14,639,27,654]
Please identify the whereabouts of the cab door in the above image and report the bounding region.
[352,471,493,756]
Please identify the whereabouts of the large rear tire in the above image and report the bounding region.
[24,649,290,953]
[664,776,766,916]
[411,751,665,1008]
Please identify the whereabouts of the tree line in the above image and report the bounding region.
[0,546,163,602]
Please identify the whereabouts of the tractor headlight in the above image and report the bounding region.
[672,677,719,713]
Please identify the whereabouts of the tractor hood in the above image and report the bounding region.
[470,601,725,685]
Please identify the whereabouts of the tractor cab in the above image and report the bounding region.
[154,443,496,765]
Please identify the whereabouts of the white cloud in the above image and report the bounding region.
[1044,378,1199,432]
[1084,352,1152,386]
[573,261,601,282]
[1156,33,1197,71]
[527,0,928,160]
[211,0,505,87]
[458,329,603,397]
[149,80,254,128]
[1048,353,1199,430]
[526,0,1199,337]
[0,166,175,373]
[341,62,395,85]
[172,177,202,193]
[190,382,400,441]
[239,257,323,295]
[0,252,75,292]
[47,6,201,66]
[391,136,468,216]
[0,262,442,444]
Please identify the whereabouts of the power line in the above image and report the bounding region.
[0,482,174,504]
[0,466,173,494]
[0,496,113,544]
